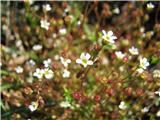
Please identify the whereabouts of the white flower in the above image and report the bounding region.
[139,57,149,70]
[43,4,51,11]
[59,28,67,35]
[156,110,160,117]
[60,57,71,67]
[27,59,35,66]
[129,46,139,55]
[44,68,54,79]
[40,19,50,30]
[77,20,81,26]
[43,58,52,68]
[147,3,154,10]
[24,0,34,5]
[155,90,160,96]
[54,54,60,60]
[112,8,120,14]
[101,30,117,44]
[137,57,149,74]
[115,51,125,59]
[33,44,42,51]
[137,68,144,74]
[60,101,71,108]
[33,68,44,79]
[76,52,93,68]
[153,69,160,78]
[141,107,149,113]
[28,102,38,112]
[119,101,127,110]
[15,66,23,73]
[62,69,70,78]
[16,40,22,47]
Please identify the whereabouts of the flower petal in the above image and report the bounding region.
[80,53,85,59]
[107,31,113,36]
[76,59,82,64]
[85,53,91,60]
[67,59,71,63]
[87,60,93,65]
[102,30,106,35]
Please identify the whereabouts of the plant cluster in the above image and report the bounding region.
[1,1,160,120]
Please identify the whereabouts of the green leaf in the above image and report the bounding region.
[150,55,160,65]
[1,83,12,92]
[83,24,97,42]
[63,88,73,103]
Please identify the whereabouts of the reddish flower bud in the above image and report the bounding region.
[106,88,115,96]
[107,79,113,84]
[123,57,128,62]
[111,53,116,59]
[125,87,132,96]
[136,88,144,97]
[38,99,44,107]
[72,92,81,100]
[24,100,30,107]
[94,95,101,102]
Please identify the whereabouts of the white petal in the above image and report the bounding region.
[80,53,85,59]
[85,53,91,60]
[107,31,113,36]
[76,59,82,64]
[66,59,71,63]
[137,68,144,73]
[111,36,117,40]
[87,60,93,65]
[102,30,107,35]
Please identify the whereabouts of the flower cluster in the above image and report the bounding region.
[1,1,159,119]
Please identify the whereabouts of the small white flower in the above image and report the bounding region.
[140,27,145,33]
[155,90,160,96]
[112,8,120,14]
[52,33,57,38]
[28,102,38,112]
[147,3,154,10]
[115,51,125,59]
[24,0,34,5]
[101,30,117,44]
[129,46,139,55]
[40,19,50,30]
[27,59,35,66]
[119,101,127,110]
[139,57,149,70]
[60,101,71,108]
[76,52,93,68]
[153,69,160,78]
[33,44,42,51]
[16,40,22,47]
[156,110,160,117]
[33,68,44,79]
[44,68,54,79]
[141,107,149,113]
[137,57,149,74]
[43,4,51,11]
[43,58,52,68]
[137,68,144,74]
[60,57,71,67]
[54,54,60,60]
[62,69,70,78]
[77,20,81,26]
[59,28,67,35]
[15,66,23,73]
